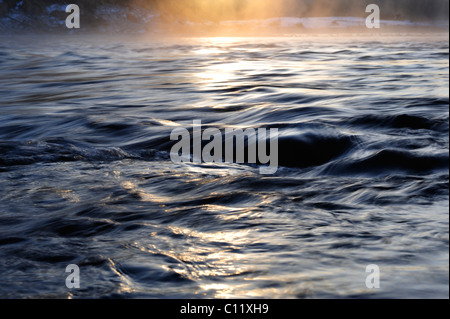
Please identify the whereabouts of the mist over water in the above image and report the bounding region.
[0,33,448,298]
[0,0,449,34]
[140,0,449,21]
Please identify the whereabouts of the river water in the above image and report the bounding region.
[0,34,448,298]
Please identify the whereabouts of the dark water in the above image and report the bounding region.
[0,35,448,299]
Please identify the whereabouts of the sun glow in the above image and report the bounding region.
[134,0,293,36]
[145,0,285,22]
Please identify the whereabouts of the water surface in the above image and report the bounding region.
[0,35,448,298]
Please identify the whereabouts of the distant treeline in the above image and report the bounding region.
[1,0,448,22]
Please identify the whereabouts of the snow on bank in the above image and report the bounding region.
[221,16,449,30]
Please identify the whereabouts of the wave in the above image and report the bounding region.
[324,149,449,176]
[347,113,449,132]
[2,129,447,177]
